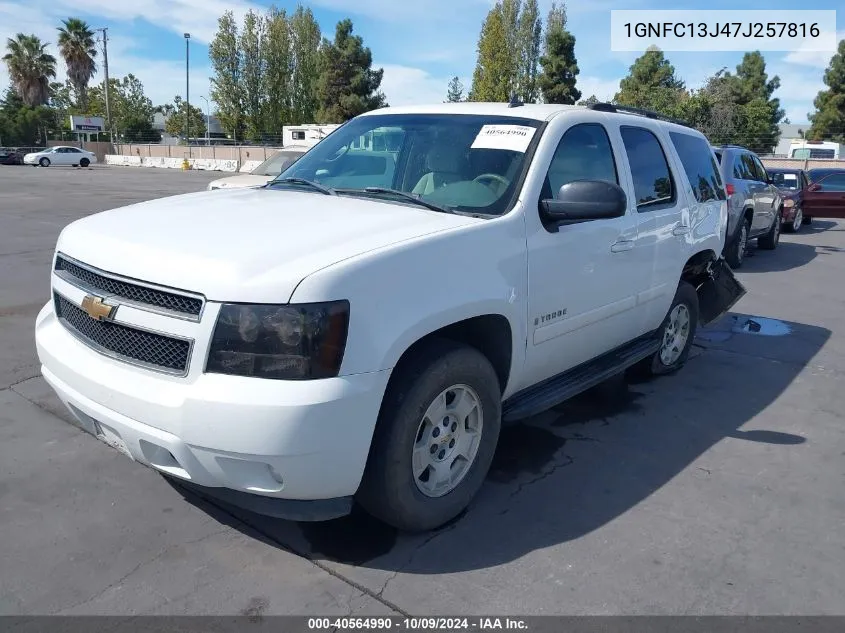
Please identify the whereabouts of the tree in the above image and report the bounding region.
[721,51,784,153]
[577,94,599,106]
[808,39,845,143]
[262,6,292,136]
[164,95,206,140]
[3,34,57,106]
[289,5,322,123]
[469,3,512,101]
[446,76,464,102]
[57,18,97,111]
[88,74,156,141]
[516,0,542,102]
[537,3,580,104]
[0,86,54,144]
[209,11,244,141]
[240,9,266,141]
[613,46,686,115]
[315,19,386,123]
[676,70,745,147]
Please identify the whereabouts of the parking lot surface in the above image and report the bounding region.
[1,165,844,615]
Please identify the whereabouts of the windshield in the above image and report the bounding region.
[770,170,800,190]
[251,150,305,177]
[272,113,543,216]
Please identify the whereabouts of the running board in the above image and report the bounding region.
[502,334,661,422]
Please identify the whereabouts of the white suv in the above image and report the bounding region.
[35,101,745,532]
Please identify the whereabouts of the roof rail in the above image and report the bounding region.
[587,102,688,126]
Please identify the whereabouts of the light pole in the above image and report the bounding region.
[199,95,210,143]
[184,33,191,155]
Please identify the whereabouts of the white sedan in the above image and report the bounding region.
[207,146,309,190]
[24,146,97,168]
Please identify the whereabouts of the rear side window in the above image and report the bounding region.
[620,126,675,211]
[669,132,727,202]
[739,154,760,181]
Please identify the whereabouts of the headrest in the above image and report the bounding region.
[425,145,465,173]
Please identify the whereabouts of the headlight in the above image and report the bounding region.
[205,301,350,380]
[783,198,794,208]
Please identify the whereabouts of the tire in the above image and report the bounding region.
[630,281,699,379]
[725,216,750,268]
[783,206,803,233]
[39,157,50,167]
[804,215,813,225]
[357,338,502,532]
[758,207,782,250]
[80,158,90,167]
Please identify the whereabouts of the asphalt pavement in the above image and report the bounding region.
[1,164,844,615]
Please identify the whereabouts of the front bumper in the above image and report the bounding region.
[35,302,391,519]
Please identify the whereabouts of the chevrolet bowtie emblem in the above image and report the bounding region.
[80,295,116,321]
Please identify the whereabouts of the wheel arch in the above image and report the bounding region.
[386,313,515,398]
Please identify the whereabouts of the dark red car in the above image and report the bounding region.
[805,168,845,220]
[768,168,810,232]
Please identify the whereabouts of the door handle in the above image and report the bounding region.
[611,240,634,253]
[673,224,691,236]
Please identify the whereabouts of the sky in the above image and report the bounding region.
[0,0,842,126]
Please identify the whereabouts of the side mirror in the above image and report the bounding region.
[807,182,821,192]
[540,180,627,224]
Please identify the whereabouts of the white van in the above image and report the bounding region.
[789,140,841,160]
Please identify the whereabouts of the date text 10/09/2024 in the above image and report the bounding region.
[623,22,820,39]
[308,618,529,630]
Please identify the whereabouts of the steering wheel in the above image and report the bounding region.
[472,173,510,191]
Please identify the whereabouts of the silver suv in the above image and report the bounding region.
[712,145,783,268]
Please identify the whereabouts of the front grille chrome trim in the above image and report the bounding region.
[53,291,194,377]
[54,252,206,322]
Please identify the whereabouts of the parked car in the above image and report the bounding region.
[768,167,810,232]
[712,145,783,267]
[35,101,744,532]
[207,146,309,190]
[24,146,97,167]
[804,168,845,220]
[0,147,23,165]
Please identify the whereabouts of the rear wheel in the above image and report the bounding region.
[758,207,782,250]
[80,157,90,167]
[38,157,50,167]
[630,281,699,379]
[725,217,750,268]
[357,339,501,532]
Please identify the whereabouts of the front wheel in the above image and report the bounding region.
[630,281,699,379]
[80,158,90,167]
[758,208,781,250]
[39,157,50,167]
[357,339,502,532]
[783,206,803,233]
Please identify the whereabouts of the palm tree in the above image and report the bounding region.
[57,18,97,111]
[2,34,57,106]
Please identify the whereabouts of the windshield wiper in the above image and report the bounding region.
[269,177,336,195]
[336,187,455,214]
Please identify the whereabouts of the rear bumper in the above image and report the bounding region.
[35,302,391,517]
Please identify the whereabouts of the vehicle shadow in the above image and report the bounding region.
[169,312,830,573]
[742,220,843,273]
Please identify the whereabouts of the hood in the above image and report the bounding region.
[56,187,479,303]
[208,174,272,190]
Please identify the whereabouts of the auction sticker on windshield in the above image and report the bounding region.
[471,125,537,152]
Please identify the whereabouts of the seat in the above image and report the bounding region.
[412,145,468,196]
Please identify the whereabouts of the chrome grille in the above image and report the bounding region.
[54,293,192,374]
[55,254,203,318]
